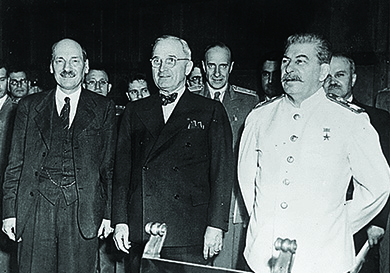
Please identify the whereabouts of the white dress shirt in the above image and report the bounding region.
[161,86,186,123]
[55,87,81,127]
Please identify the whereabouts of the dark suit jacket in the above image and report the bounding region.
[2,89,117,239]
[0,96,17,185]
[112,90,234,247]
[352,99,390,250]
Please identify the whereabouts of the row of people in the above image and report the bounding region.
[0,33,389,273]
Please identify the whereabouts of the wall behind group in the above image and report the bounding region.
[0,0,389,105]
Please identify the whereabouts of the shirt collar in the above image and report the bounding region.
[0,94,8,110]
[55,86,82,102]
[206,83,228,97]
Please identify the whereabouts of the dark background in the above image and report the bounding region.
[0,0,389,105]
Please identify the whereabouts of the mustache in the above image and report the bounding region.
[281,74,302,82]
[60,71,76,77]
[327,83,342,89]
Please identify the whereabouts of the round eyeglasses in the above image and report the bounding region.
[150,57,190,69]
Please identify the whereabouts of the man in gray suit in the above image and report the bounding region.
[2,38,116,273]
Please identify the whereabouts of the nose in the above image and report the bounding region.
[16,81,23,87]
[267,73,273,84]
[64,60,72,71]
[214,66,221,77]
[282,60,293,74]
[325,75,336,85]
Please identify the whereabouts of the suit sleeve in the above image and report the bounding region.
[347,113,390,234]
[366,110,390,230]
[100,100,117,219]
[3,100,28,219]
[112,105,132,226]
[207,102,234,231]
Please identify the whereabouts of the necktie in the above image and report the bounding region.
[60,97,70,129]
[214,91,221,101]
[160,93,178,106]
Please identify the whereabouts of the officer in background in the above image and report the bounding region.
[257,51,284,101]
[324,52,390,273]
[197,41,258,270]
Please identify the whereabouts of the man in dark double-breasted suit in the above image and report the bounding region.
[112,35,234,272]
[2,39,116,273]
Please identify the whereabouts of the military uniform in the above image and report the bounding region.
[197,84,258,269]
[238,88,390,273]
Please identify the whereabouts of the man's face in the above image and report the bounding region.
[281,43,329,100]
[187,67,203,91]
[323,56,356,99]
[261,60,282,98]
[50,39,89,94]
[203,46,233,90]
[83,70,111,97]
[8,71,29,99]
[127,79,150,101]
[151,39,192,93]
[0,68,8,99]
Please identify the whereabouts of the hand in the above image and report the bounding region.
[98,219,114,239]
[113,223,131,253]
[2,217,21,242]
[367,225,385,247]
[203,226,223,260]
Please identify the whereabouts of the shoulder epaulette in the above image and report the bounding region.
[253,95,283,109]
[326,93,365,114]
[377,87,390,94]
[232,85,257,96]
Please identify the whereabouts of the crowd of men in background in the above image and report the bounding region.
[0,33,389,273]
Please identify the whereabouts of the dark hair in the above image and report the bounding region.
[285,33,332,64]
[0,59,8,73]
[331,52,356,74]
[8,64,28,78]
[128,71,148,86]
[204,42,233,62]
[87,65,110,81]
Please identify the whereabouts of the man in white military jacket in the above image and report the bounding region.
[238,33,390,273]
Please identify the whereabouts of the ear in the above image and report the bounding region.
[108,83,112,93]
[202,61,206,72]
[351,73,357,87]
[82,83,86,89]
[50,62,54,74]
[185,60,193,76]
[84,59,90,75]
[319,63,330,82]
[229,61,235,73]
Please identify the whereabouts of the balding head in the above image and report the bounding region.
[50,38,89,94]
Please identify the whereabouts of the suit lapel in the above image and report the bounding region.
[137,95,165,140]
[34,90,56,150]
[149,90,193,157]
[72,90,96,137]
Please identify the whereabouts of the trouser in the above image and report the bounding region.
[18,192,98,273]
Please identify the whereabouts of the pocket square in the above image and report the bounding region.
[187,119,205,130]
